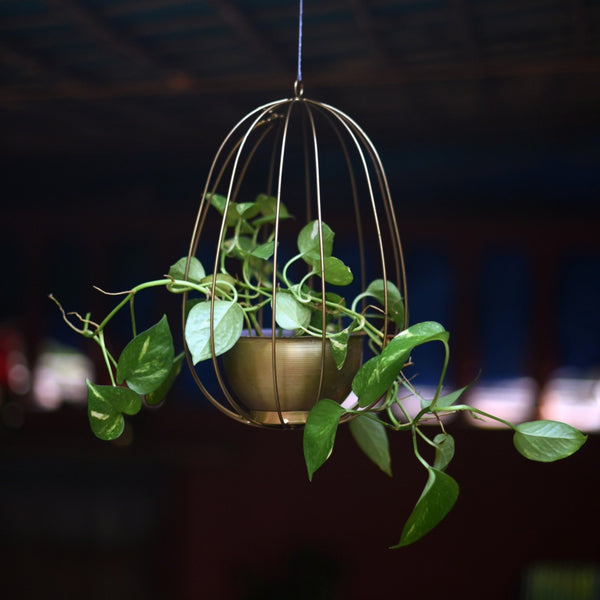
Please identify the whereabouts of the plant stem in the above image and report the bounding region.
[129,295,137,338]
[429,340,450,410]
[96,331,116,386]
[386,403,401,429]
[441,404,517,430]
[415,426,438,449]
[411,426,430,469]
[393,396,412,426]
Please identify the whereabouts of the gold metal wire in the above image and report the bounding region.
[182,91,408,429]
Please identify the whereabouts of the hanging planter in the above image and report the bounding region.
[50,1,587,548]
[221,332,364,426]
[51,83,587,546]
[178,84,407,429]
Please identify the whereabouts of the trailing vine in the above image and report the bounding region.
[52,192,587,547]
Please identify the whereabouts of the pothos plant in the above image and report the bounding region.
[52,192,587,548]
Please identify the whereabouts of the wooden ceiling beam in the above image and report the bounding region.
[0,11,63,31]
[104,0,204,17]
[0,41,50,78]
[0,8,192,141]
[448,0,481,61]
[2,56,599,104]
[0,39,81,86]
[206,0,291,74]
[39,0,178,75]
[571,0,589,56]
[348,0,390,66]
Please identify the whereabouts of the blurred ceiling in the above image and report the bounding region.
[1,0,599,160]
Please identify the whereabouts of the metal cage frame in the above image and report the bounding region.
[182,83,408,429]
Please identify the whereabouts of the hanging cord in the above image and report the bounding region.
[295,0,304,96]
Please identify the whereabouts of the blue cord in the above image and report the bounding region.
[297,0,303,83]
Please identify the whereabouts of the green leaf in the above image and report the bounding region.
[273,291,312,330]
[209,192,227,212]
[513,420,587,462]
[309,305,330,331]
[365,279,405,329]
[353,322,449,408]
[251,240,275,260]
[222,236,254,259]
[349,415,392,476]
[329,328,350,369]
[297,222,353,285]
[116,315,175,395]
[324,292,346,313]
[308,292,346,330]
[391,468,459,548]
[352,354,404,409]
[433,433,455,471]
[321,256,353,286]
[298,220,334,260]
[168,257,206,292]
[185,300,244,363]
[236,201,261,219]
[86,381,142,441]
[185,298,202,318]
[145,352,184,406]
[302,254,354,285]
[396,321,448,344]
[252,194,292,225]
[199,273,237,295]
[422,380,475,410]
[303,399,346,481]
[209,193,238,227]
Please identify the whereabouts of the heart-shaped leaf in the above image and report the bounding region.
[391,468,459,548]
[303,399,346,481]
[251,241,275,260]
[352,353,406,409]
[209,193,239,227]
[349,415,392,476]
[513,420,587,462]
[273,291,312,331]
[145,352,184,406]
[222,236,254,259]
[86,381,142,441]
[185,299,244,363]
[303,255,354,286]
[329,328,350,369]
[236,201,261,219]
[321,256,353,286]
[433,433,455,471]
[252,194,292,225]
[364,279,405,329]
[298,220,334,260]
[308,292,346,331]
[168,256,206,292]
[199,273,237,296]
[117,315,175,395]
[394,321,448,345]
[422,379,476,410]
[353,322,448,407]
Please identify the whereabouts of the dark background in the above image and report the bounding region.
[1,1,600,598]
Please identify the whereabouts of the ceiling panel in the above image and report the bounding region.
[0,0,598,159]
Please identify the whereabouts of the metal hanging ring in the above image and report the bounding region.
[294,79,304,98]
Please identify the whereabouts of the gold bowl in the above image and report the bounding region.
[222,334,363,425]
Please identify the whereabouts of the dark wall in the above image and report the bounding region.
[1,409,599,600]
[1,101,599,599]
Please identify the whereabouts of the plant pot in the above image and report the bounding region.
[222,334,363,425]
